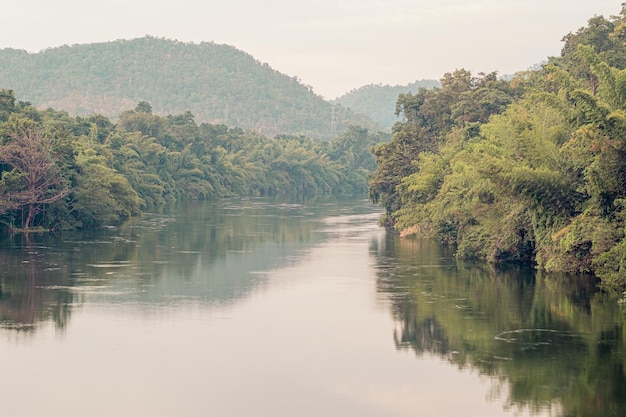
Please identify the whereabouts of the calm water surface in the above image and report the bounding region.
[0,197,624,417]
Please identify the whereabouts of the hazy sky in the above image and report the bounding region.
[0,1,621,98]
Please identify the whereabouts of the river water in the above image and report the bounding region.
[0,197,624,417]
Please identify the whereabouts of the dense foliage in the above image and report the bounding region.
[369,6,626,291]
[0,93,387,232]
[0,37,376,140]
[334,80,440,131]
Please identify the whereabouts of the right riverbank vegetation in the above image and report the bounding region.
[369,5,626,293]
[2,5,626,294]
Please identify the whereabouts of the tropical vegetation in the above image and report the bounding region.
[0,93,387,232]
[369,7,626,292]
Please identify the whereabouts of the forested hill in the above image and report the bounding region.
[334,80,440,131]
[0,36,376,140]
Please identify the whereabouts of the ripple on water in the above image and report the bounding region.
[86,262,132,268]
[494,328,582,351]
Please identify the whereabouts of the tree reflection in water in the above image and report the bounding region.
[0,234,76,333]
[371,233,626,417]
[0,197,345,333]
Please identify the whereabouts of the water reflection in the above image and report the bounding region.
[371,234,626,417]
[0,197,368,332]
[0,236,76,332]
[2,197,626,416]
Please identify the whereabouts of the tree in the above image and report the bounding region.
[0,125,70,230]
[71,152,140,227]
[369,69,519,225]
[0,89,16,122]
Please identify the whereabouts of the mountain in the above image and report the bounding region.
[0,36,376,140]
[334,80,440,131]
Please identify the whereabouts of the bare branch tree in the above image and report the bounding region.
[0,127,70,230]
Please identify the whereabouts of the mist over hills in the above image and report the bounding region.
[0,36,379,140]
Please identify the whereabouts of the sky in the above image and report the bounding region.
[0,0,622,99]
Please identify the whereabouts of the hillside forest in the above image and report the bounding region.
[0,37,376,141]
[369,6,626,293]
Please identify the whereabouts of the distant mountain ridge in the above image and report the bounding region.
[0,36,376,140]
[334,80,440,131]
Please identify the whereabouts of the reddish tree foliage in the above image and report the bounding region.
[0,127,70,230]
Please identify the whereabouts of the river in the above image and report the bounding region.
[0,196,624,416]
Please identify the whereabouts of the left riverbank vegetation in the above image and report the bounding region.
[0,92,387,233]
[369,6,626,293]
